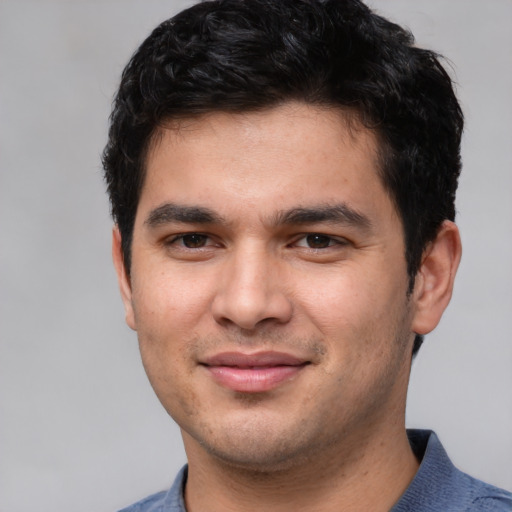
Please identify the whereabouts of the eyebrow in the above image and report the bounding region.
[145,203,226,228]
[144,202,372,232]
[272,204,372,230]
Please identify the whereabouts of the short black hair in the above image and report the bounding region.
[103,0,464,356]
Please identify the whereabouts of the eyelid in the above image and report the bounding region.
[292,233,349,249]
[162,231,349,249]
[165,232,218,249]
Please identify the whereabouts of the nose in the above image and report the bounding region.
[211,246,293,330]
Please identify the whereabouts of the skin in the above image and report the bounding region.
[113,102,461,512]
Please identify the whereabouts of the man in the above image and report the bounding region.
[103,0,512,510]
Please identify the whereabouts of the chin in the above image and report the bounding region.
[186,416,323,473]
[205,443,309,474]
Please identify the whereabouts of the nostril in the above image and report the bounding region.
[211,290,293,330]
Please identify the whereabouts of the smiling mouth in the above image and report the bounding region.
[201,351,310,393]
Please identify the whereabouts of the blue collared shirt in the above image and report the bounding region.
[118,430,512,511]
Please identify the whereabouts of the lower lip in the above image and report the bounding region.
[205,365,306,393]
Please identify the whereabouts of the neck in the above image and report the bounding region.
[183,424,419,512]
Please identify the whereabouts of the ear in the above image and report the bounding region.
[411,220,462,335]
[112,226,136,330]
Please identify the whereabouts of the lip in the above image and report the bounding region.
[201,351,309,393]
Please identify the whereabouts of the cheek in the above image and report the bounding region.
[132,276,205,419]
[296,262,409,348]
[294,268,374,329]
[139,338,202,423]
[129,271,209,390]
[131,267,213,336]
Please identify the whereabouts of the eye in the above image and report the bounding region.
[181,233,209,248]
[167,233,211,249]
[294,233,346,249]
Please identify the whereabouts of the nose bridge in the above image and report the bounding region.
[212,240,292,329]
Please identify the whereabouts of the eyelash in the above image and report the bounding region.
[165,233,348,250]
[292,233,348,250]
[166,233,215,249]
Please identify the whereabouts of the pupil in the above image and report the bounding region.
[183,234,206,248]
[307,234,330,248]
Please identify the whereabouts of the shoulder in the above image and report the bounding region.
[117,490,168,512]
[117,465,188,512]
[433,437,512,511]
[393,430,512,512]
[464,479,512,511]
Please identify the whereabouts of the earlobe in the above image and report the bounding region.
[112,227,136,330]
[411,220,462,335]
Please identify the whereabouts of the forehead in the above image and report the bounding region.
[138,102,394,226]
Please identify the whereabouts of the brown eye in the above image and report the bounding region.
[181,234,209,248]
[305,234,333,248]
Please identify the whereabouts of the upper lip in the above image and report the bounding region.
[202,351,308,368]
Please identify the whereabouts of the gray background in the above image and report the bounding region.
[1,1,511,511]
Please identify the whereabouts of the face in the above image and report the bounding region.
[116,103,420,471]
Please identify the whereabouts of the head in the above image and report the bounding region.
[104,0,463,474]
[103,0,463,358]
